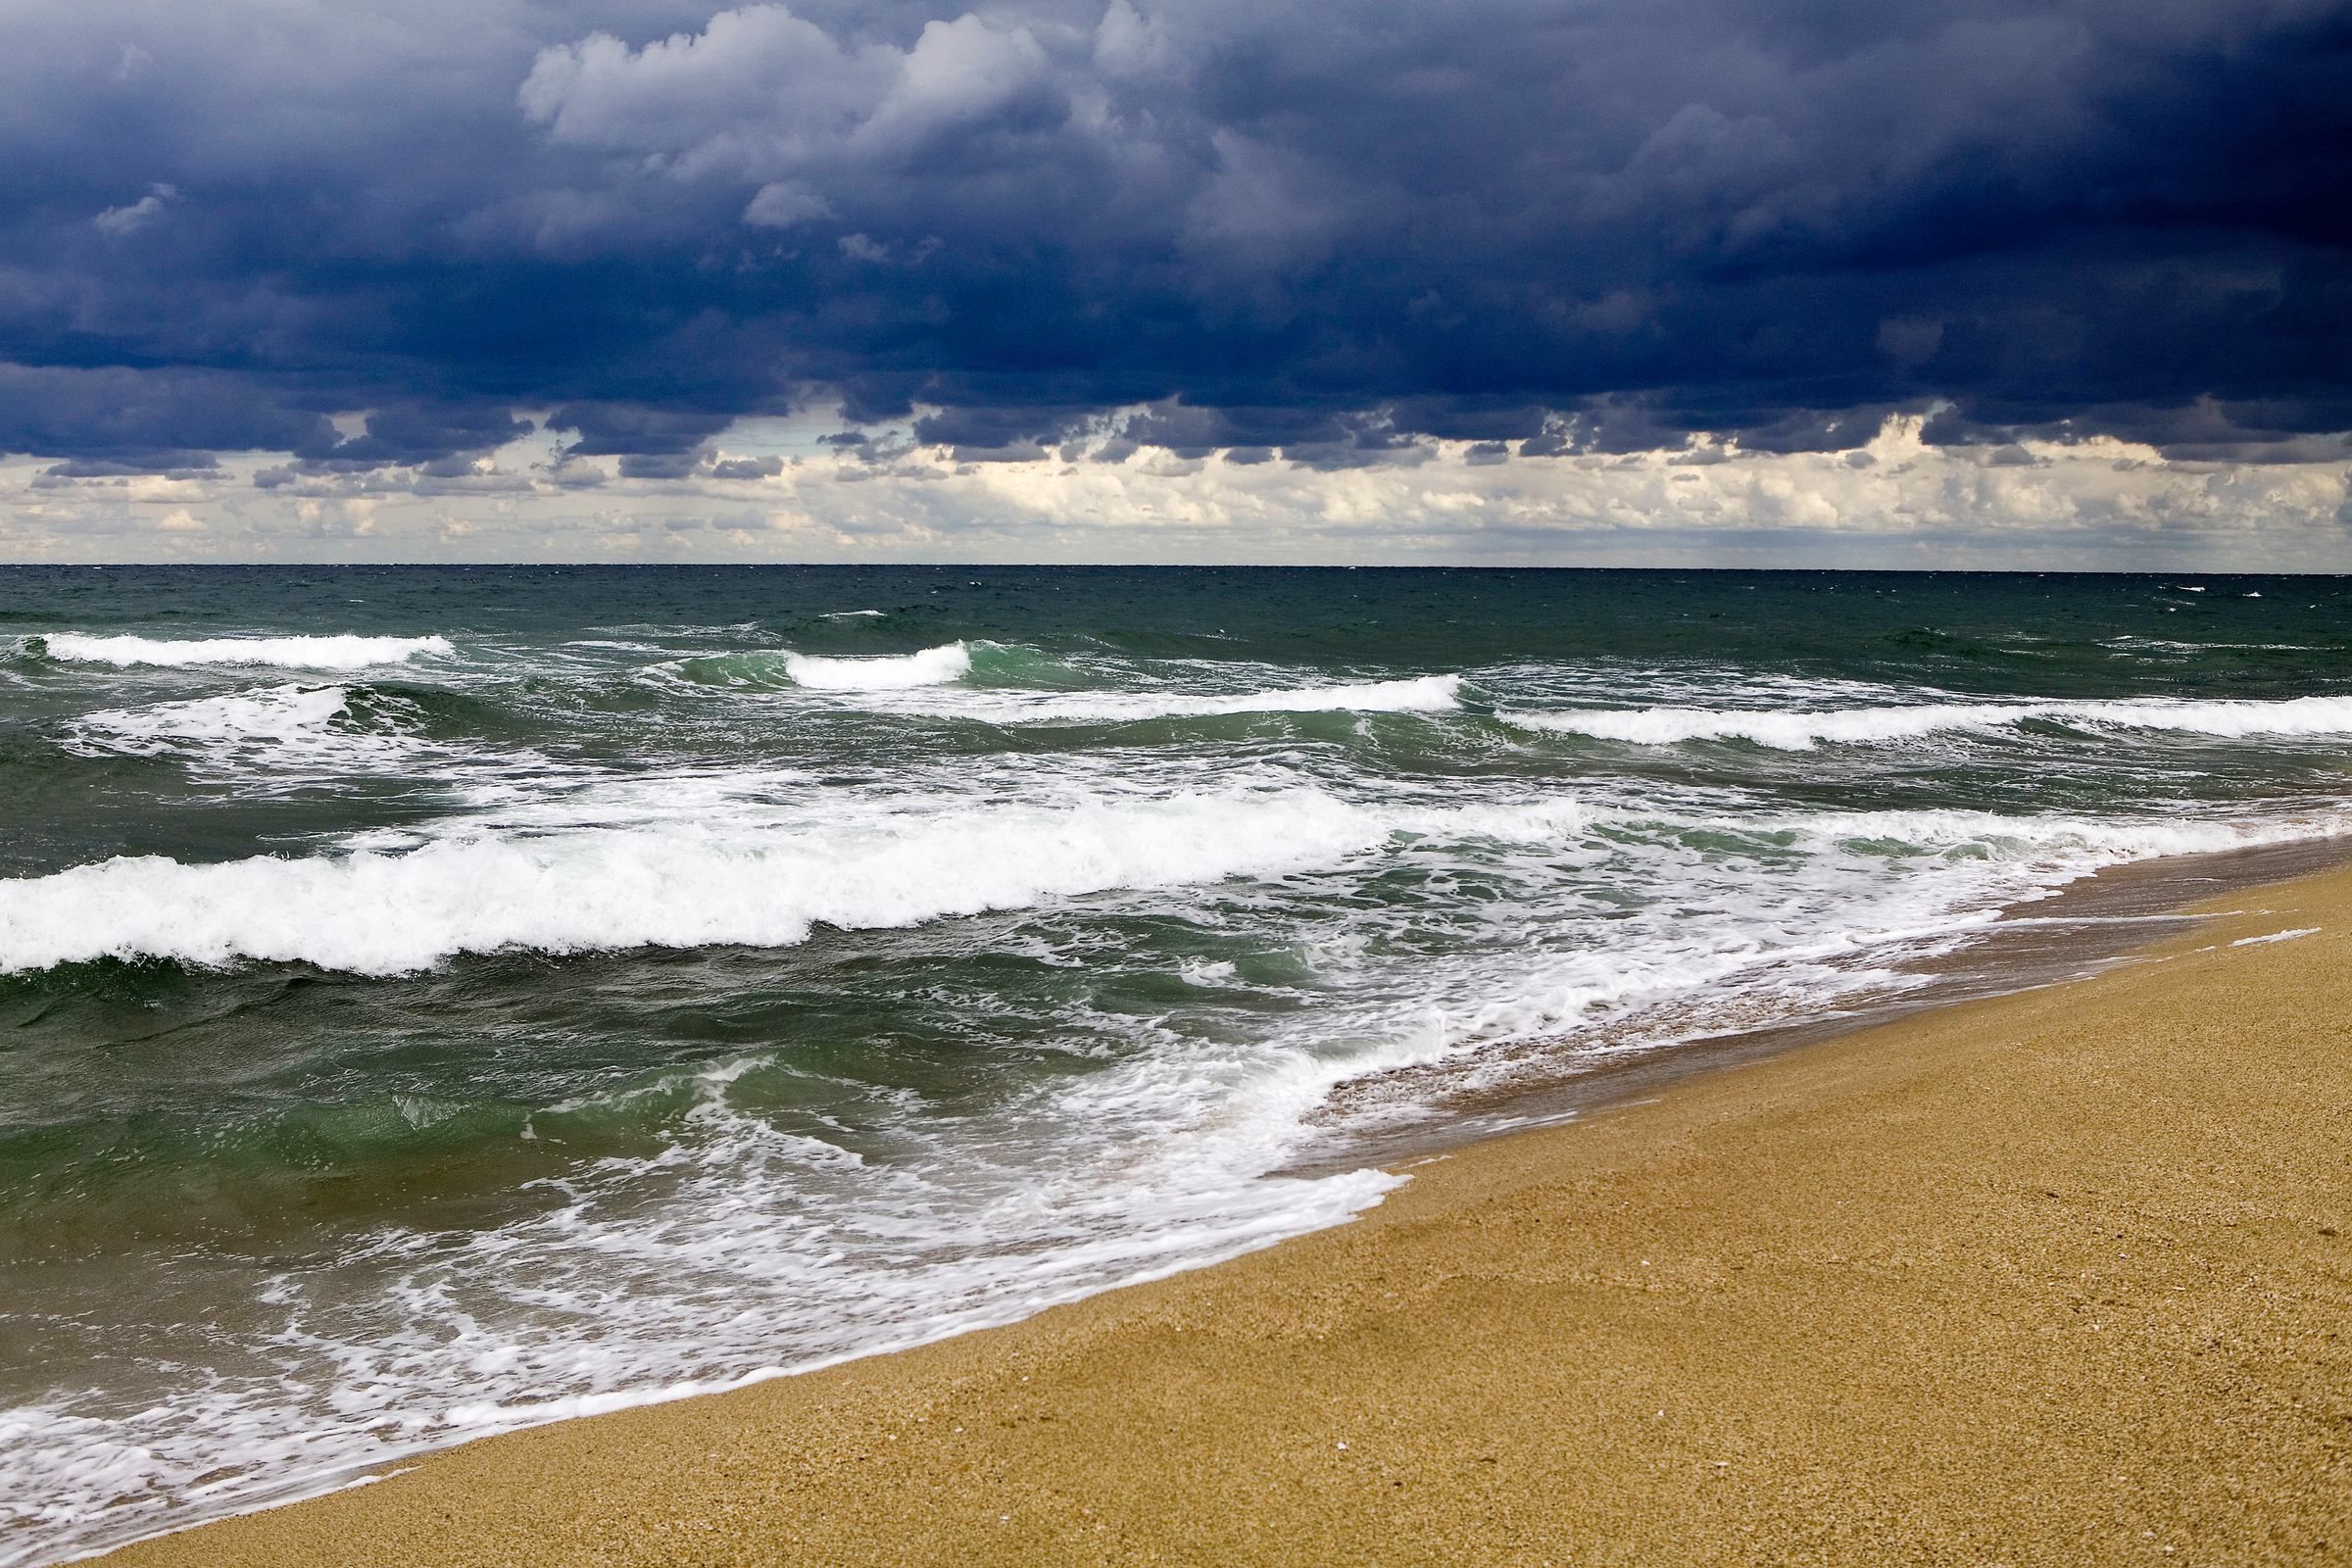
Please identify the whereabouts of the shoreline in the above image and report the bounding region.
[1295,829,2352,1174]
[88,857,2352,1566]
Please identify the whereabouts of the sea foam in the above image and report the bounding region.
[55,683,473,782]
[42,633,455,670]
[67,684,358,755]
[7,785,2329,979]
[0,790,1392,975]
[879,672,1463,724]
[1504,693,2352,749]
[780,642,971,689]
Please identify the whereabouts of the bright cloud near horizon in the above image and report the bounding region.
[3,0,2348,565]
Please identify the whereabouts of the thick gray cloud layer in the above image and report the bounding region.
[2,0,2348,480]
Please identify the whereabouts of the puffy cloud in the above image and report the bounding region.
[6,409,2349,567]
[518,8,890,164]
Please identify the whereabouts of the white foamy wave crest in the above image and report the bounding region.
[782,642,970,689]
[889,673,1462,724]
[44,633,454,670]
[1506,702,2029,748]
[57,685,459,781]
[0,790,1392,975]
[1504,693,2352,749]
[1777,805,2352,869]
[68,684,358,756]
[2078,694,2352,738]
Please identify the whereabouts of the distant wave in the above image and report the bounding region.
[1505,702,2028,749]
[1503,693,2352,749]
[668,641,973,690]
[781,642,970,689]
[664,639,1461,719]
[41,632,454,670]
[910,672,1464,725]
[0,790,1393,975]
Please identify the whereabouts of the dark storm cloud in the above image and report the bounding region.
[294,404,539,470]
[0,364,332,469]
[1,0,2348,472]
[550,403,740,458]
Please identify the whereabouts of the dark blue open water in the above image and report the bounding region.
[4,566,2351,1562]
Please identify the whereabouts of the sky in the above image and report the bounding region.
[2,0,2349,565]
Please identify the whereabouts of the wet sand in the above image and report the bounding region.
[99,868,2352,1567]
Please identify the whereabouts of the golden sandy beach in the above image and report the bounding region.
[101,870,2352,1567]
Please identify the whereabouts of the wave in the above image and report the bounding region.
[54,684,491,780]
[2077,695,2352,738]
[781,642,970,689]
[0,790,1396,976]
[1506,702,2029,749]
[662,639,1461,720]
[1777,805,2351,863]
[899,672,1464,725]
[667,641,973,691]
[66,684,362,757]
[1502,693,2352,749]
[12,777,2336,979]
[40,633,455,670]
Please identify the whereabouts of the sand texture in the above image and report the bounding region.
[99,873,2352,1567]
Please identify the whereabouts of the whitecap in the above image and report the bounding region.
[1502,693,2352,749]
[780,642,970,689]
[43,633,454,670]
[881,672,1462,724]
[68,684,356,754]
[58,684,454,780]
[1775,805,2349,864]
[1502,701,2028,749]
[0,789,1393,975]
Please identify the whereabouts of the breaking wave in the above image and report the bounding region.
[0,790,1394,975]
[666,641,974,690]
[780,642,972,689]
[66,684,361,757]
[53,683,485,778]
[893,672,1464,724]
[39,633,455,671]
[661,640,1462,721]
[1504,693,2352,749]
[9,784,2337,978]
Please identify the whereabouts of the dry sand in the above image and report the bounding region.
[100,871,2352,1567]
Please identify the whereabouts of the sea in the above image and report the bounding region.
[4,565,2350,1564]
